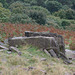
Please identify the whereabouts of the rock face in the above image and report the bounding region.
[25,31,65,54]
[8,36,58,50]
[8,31,65,55]
[65,49,75,60]
[8,32,72,63]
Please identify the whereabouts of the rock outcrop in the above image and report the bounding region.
[25,31,65,54]
[8,31,71,64]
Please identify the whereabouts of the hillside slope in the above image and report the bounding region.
[0,45,75,75]
[0,23,75,45]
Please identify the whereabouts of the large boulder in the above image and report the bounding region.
[8,36,58,49]
[25,31,65,54]
[8,36,60,56]
[65,49,75,60]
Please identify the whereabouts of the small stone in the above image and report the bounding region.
[65,72,71,75]
[18,52,22,56]
[50,62,56,66]
[9,46,22,56]
[0,45,8,50]
[49,49,57,58]
[1,58,7,62]
[41,58,47,61]
[0,42,4,45]
[4,39,8,44]
[40,70,47,75]
[29,54,33,57]
[7,51,12,54]
[23,68,28,70]
[73,72,75,75]
[28,67,36,69]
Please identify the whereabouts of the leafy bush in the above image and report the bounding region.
[9,1,24,14]
[54,10,66,19]
[69,43,75,50]
[46,15,62,28]
[61,5,69,10]
[23,6,49,25]
[24,6,50,15]
[0,3,3,7]
[71,2,75,10]
[65,9,75,19]
[36,0,45,6]
[56,0,72,6]
[54,9,75,20]
[61,20,70,27]
[10,13,32,24]
[29,10,46,25]
[0,3,11,22]
[45,1,62,13]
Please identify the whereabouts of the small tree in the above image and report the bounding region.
[54,10,66,19]
[46,1,62,13]
[61,20,70,29]
[54,9,75,20]
[65,9,75,19]
[0,3,11,22]
[0,3,3,7]
[29,10,46,25]
[9,1,24,14]
[10,13,32,24]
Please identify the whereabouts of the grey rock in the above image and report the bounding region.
[23,68,28,70]
[0,42,4,45]
[65,49,75,60]
[7,51,12,54]
[25,31,65,54]
[29,54,33,57]
[4,39,8,44]
[40,70,47,75]
[43,49,51,57]
[49,49,57,57]
[1,58,7,62]
[73,73,75,75]
[8,36,58,50]
[0,42,7,46]
[9,46,22,56]
[41,58,47,61]
[65,72,71,75]
[28,67,36,71]
[63,60,72,64]
[0,45,8,50]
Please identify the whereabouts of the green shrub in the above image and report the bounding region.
[10,13,32,24]
[61,5,69,10]
[0,4,11,22]
[65,9,75,19]
[61,20,70,29]
[0,3,3,7]
[29,10,46,25]
[54,9,75,20]
[69,43,75,50]
[45,1,62,13]
[46,15,62,28]
[9,1,24,14]
[54,10,66,19]
[24,6,50,15]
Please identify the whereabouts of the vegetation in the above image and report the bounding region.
[0,23,75,45]
[54,9,75,20]
[0,0,75,74]
[0,0,75,30]
[0,45,75,75]
[0,3,11,22]
[69,42,75,50]
[45,1,62,13]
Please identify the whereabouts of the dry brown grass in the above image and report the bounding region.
[0,46,75,75]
